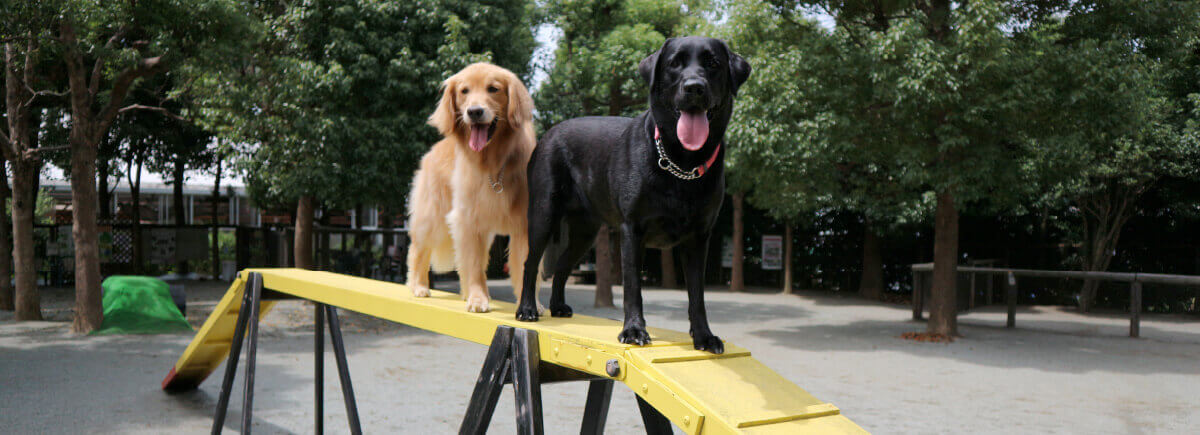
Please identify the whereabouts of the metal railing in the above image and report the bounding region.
[910,263,1200,338]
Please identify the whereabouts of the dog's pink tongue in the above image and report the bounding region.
[676,111,709,151]
[469,125,488,151]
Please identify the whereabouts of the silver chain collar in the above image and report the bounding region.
[655,135,704,180]
[487,164,505,193]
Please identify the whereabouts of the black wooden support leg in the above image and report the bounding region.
[242,272,262,434]
[315,303,325,435]
[579,379,614,435]
[636,396,673,435]
[511,329,543,435]
[209,274,361,435]
[211,274,257,435]
[326,305,363,435]
[459,326,516,435]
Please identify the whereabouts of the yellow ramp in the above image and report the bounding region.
[164,269,865,434]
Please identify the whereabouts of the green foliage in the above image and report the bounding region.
[5,189,56,225]
[534,0,710,129]
[1026,1,1200,202]
[199,0,536,211]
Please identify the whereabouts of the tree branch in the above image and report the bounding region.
[88,28,127,98]
[22,144,69,160]
[61,21,92,134]
[118,103,183,119]
[92,56,167,144]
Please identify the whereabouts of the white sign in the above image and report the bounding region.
[761,235,783,270]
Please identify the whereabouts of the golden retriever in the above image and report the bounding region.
[405,63,541,313]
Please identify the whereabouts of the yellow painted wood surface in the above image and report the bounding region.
[165,268,866,434]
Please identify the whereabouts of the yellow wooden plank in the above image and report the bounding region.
[249,268,694,350]
[171,274,245,373]
[165,275,275,389]
[627,350,866,434]
[740,415,868,435]
[636,343,752,363]
[165,268,865,433]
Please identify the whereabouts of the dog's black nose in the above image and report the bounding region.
[683,79,706,96]
[467,107,484,120]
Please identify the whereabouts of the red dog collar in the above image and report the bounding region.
[654,127,721,179]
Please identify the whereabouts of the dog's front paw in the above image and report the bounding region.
[515,303,540,322]
[692,334,724,354]
[465,294,490,313]
[618,325,652,346]
[411,285,430,298]
[549,303,573,318]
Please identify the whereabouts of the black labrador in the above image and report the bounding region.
[514,37,750,353]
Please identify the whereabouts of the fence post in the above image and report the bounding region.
[912,270,924,321]
[1006,272,1017,328]
[968,272,976,310]
[1130,281,1142,338]
[986,274,994,305]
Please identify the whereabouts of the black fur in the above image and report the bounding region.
[515,37,750,354]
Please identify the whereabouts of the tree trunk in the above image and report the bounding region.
[60,20,162,333]
[927,190,959,336]
[859,224,884,300]
[69,137,102,332]
[731,193,745,292]
[211,157,222,279]
[660,247,677,288]
[0,165,12,311]
[4,41,42,320]
[782,223,794,294]
[1077,189,1136,312]
[172,159,189,275]
[11,160,40,320]
[294,195,314,270]
[594,224,615,307]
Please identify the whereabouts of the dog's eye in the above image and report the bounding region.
[705,58,720,69]
[670,59,682,68]
[460,87,469,94]
[487,86,499,93]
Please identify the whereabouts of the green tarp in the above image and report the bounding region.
[91,276,193,335]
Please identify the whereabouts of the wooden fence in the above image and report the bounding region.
[911,263,1200,337]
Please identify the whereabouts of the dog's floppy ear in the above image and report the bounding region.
[506,73,534,128]
[721,40,751,95]
[639,38,673,89]
[428,75,459,136]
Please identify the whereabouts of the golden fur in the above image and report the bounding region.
[405,63,540,313]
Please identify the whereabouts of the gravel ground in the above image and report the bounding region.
[2,279,1199,434]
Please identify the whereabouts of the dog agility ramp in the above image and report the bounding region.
[164,268,865,434]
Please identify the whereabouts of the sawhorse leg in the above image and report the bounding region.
[580,379,614,435]
[210,273,362,435]
[636,396,673,435]
[312,303,363,435]
[459,326,545,435]
[460,327,633,435]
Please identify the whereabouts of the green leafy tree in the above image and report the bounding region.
[722,1,932,296]
[771,1,1060,336]
[198,0,536,269]
[51,0,252,332]
[0,1,60,320]
[1022,0,1200,311]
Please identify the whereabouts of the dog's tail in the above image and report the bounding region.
[429,236,456,273]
